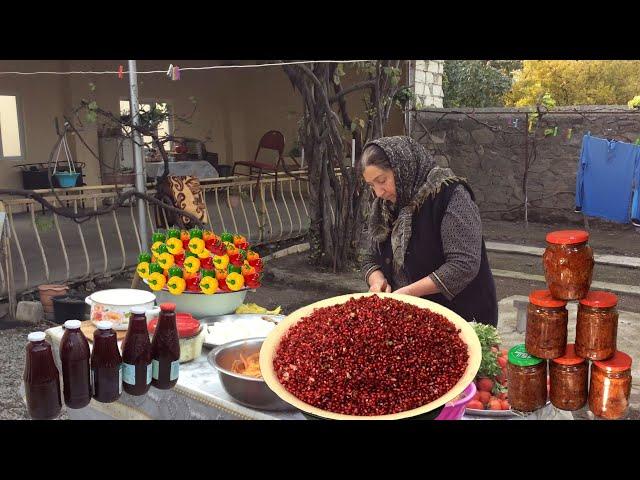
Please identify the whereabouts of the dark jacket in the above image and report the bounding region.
[373,181,498,326]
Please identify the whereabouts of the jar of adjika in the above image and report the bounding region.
[525,290,568,359]
[549,344,588,411]
[589,351,632,420]
[575,291,618,361]
[507,344,548,412]
[542,230,594,300]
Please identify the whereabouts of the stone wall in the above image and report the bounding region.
[411,106,640,223]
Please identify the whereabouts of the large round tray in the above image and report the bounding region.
[259,292,482,420]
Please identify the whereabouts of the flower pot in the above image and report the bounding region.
[38,284,69,313]
[52,295,90,324]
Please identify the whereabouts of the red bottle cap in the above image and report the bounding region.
[593,351,632,372]
[160,303,176,312]
[546,230,589,245]
[529,290,567,308]
[579,291,618,308]
[552,344,585,366]
[148,312,201,338]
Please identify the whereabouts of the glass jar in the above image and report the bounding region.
[549,344,588,411]
[507,344,547,412]
[525,290,568,359]
[542,230,594,300]
[575,291,618,361]
[589,351,632,419]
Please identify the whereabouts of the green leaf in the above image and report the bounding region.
[88,101,98,111]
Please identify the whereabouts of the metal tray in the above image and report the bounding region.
[465,400,551,418]
[202,314,285,348]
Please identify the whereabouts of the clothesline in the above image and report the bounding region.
[0,60,373,76]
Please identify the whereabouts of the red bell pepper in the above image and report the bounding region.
[244,272,261,289]
[248,257,263,273]
[184,273,201,291]
[209,238,227,256]
[200,256,214,270]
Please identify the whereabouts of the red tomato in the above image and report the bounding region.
[498,392,508,401]
[498,356,508,368]
[500,399,511,410]
[501,349,509,358]
[477,377,494,392]
[488,399,502,410]
[478,391,491,405]
[467,400,484,410]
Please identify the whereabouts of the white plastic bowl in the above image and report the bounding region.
[152,288,248,319]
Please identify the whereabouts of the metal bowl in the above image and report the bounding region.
[207,337,295,412]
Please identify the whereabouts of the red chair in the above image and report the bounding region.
[232,130,300,194]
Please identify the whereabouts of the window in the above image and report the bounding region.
[119,100,172,151]
[0,95,25,160]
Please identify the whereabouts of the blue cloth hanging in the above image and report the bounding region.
[575,134,640,223]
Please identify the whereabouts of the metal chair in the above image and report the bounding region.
[232,130,300,195]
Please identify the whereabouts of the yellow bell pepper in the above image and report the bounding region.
[157,252,175,270]
[151,241,165,256]
[183,255,201,274]
[167,276,186,295]
[226,272,245,291]
[136,261,150,279]
[199,276,218,295]
[147,272,166,291]
[166,237,184,255]
[188,237,206,255]
[212,254,229,271]
[197,248,211,260]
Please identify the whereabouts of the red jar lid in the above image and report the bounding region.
[160,302,176,312]
[546,230,589,245]
[593,351,632,372]
[148,312,201,338]
[552,344,585,366]
[529,290,567,308]
[579,291,618,308]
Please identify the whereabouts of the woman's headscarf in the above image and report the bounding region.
[365,136,465,285]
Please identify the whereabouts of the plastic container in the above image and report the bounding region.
[542,230,594,300]
[54,172,80,188]
[506,344,547,413]
[549,344,588,411]
[435,382,477,420]
[575,291,618,361]
[525,290,568,359]
[52,295,89,324]
[589,350,632,419]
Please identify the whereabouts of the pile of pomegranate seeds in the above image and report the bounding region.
[273,295,469,416]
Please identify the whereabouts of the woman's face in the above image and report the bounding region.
[363,165,397,203]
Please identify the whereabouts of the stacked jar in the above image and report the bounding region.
[532,229,633,419]
[508,230,632,418]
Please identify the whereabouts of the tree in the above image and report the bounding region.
[443,60,521,108]
[282,61,412,272]
[505,60,640,106]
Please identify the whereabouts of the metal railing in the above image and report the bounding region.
[0,169,318,305]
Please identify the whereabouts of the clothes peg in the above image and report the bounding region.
[118,65,124,79]
[566,128,573,140]
[553,126,558,136]
[513,118,519,128]
[172,66,181,81]
[167,64,173,77]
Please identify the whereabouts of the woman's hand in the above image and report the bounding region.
[369,278,392,293]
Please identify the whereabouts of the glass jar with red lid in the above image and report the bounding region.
[588,350,632,419]
[575,291,618,361]
[542,230,594,300]
[549,344,588,411]
[525,290,568,359]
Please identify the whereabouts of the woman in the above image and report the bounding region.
[360,136,498,326]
